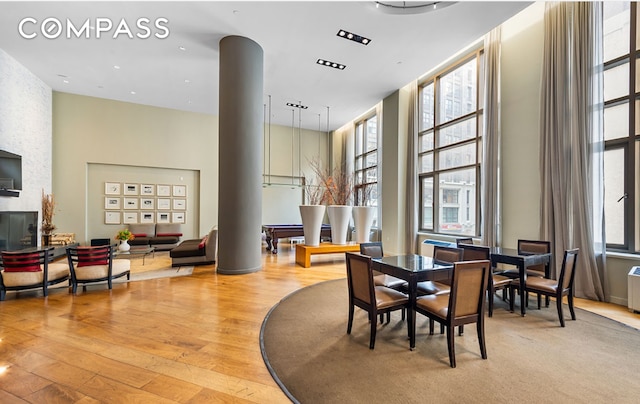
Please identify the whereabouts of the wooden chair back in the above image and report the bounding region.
[359,242,383,258]
[433,245,464,264]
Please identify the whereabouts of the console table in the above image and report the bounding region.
[263,224,332,254]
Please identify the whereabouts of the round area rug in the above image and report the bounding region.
[260,279,640,404]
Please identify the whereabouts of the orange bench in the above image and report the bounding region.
[295,242,360,268]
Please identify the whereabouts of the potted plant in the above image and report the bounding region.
[352,184,376,243]
[311,160,354,245]
[115,229,135,252]
[299,175,326,247]
[41,190,56,246]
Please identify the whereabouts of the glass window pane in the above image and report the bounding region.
[365,167,377,183]
[365,151,377,169]
[355,123,363,155]
[604,62,629,101]
[438,117,477,147]
[604,148,625,245]
[419,131,434,152]
[604,102,629,140]
[419,153,433,173]
[439,168,476,235]
[421,177,433,229]
[366,117,377,152]
[604,1,630,60]
[420,82,434,131]
[439,143,476,170]
[438,58,476,125]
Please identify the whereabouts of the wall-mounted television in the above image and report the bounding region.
[0,150,22,190]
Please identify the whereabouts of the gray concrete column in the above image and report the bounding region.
[217,36,263,274]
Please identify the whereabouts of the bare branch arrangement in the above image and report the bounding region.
[309,158,354,206]
[41,190,56,234]
[303,177,325,205]
[355,183,374,206]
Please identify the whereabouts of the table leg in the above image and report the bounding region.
[519,263,526,316]
[265,234,273,251]
[408,279,417,350]
[272,238,279,254]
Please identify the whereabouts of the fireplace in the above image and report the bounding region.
[0,211,38,251]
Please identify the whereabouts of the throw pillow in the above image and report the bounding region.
[198,235,209,249]
[1,252,42,272]
[77,247,109,267]
[157,233,182,237]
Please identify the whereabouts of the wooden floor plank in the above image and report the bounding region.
[0,244,637,403]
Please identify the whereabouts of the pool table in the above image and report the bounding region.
[262,224,332,254]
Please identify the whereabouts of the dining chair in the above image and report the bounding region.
[509,248,579,327]
[415,259,491,367]
[502,239,552,307]
[459,244,512,317]
[66,245,131,293]
[0,247,70,300]
[345,252,409,349]
[360,242,406,323]
[414,245,464,296]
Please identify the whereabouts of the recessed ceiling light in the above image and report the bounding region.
[113,65,120,69]
[62,79,69,84]
[317,58,346,70]
[336,29,371,45]
[130,91,136,95]
[178,46,186,51]
[184,79,191,84]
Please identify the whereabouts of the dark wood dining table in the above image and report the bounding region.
[489,246,552,316]
[371,254,453,350]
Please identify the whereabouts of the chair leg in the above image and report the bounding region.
[537,294,541,310]
[347,304,354,334]
[568,292,576,320]
[487,288,494,317]
[509,286,515,312]
[429,319,435,335]
[477,317,487,360]
[556,295,565,327]
[386,311,391,324]
[446,324,456,368]
[369,314,377,349]
[0,289,5,301]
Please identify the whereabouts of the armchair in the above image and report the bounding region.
[66,245,130,293]
[0,247,70,300]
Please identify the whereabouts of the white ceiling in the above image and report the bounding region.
[0,1,531,131]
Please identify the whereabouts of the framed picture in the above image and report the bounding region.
[157,198,171,210]
[140,212,154,223]
[140,184,155,195]
[124,183,139,195]
[123,197,139,210]
[105,211,121,224]
[173,185,186,197]
[157,212,170,223]
[105,182,121,195]
[173,199,186,210]
[140,198,154,210]
[123,212,138,224]
[157,185,171,197]
[172,212,185,224]
[104,197,121,210]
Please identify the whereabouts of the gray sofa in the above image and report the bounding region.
[128,223,182,251]
[169,228,218,267]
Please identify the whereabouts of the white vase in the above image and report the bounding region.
[299,205,326,247]
[352,206,375,243]
[327,205,352,245]
[118,239,130,252]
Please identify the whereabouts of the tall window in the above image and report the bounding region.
[417,50,483,236]
[354,114,379,226]
[603,2,640,253]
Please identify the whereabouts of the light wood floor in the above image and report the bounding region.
[0,245,638,403]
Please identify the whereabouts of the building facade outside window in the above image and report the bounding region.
[603,2,640,253]
[354,114,379,227]
[417,49,483,236]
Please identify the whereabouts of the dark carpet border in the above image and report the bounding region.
[258,278,638,403]
[259,279,344,404]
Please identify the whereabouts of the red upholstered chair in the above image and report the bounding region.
[345,252,409,349]
[415,260,491,367]
[510,248,579,327]
[0,247,70,300]
[66,245,130,293]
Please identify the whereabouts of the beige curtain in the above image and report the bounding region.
[540,2,606,300]
[481,26,502,247]
[405,81,419,253]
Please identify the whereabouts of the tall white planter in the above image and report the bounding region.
[299,205,326,247]
[327,205,352,245]
[352,206,375,243]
